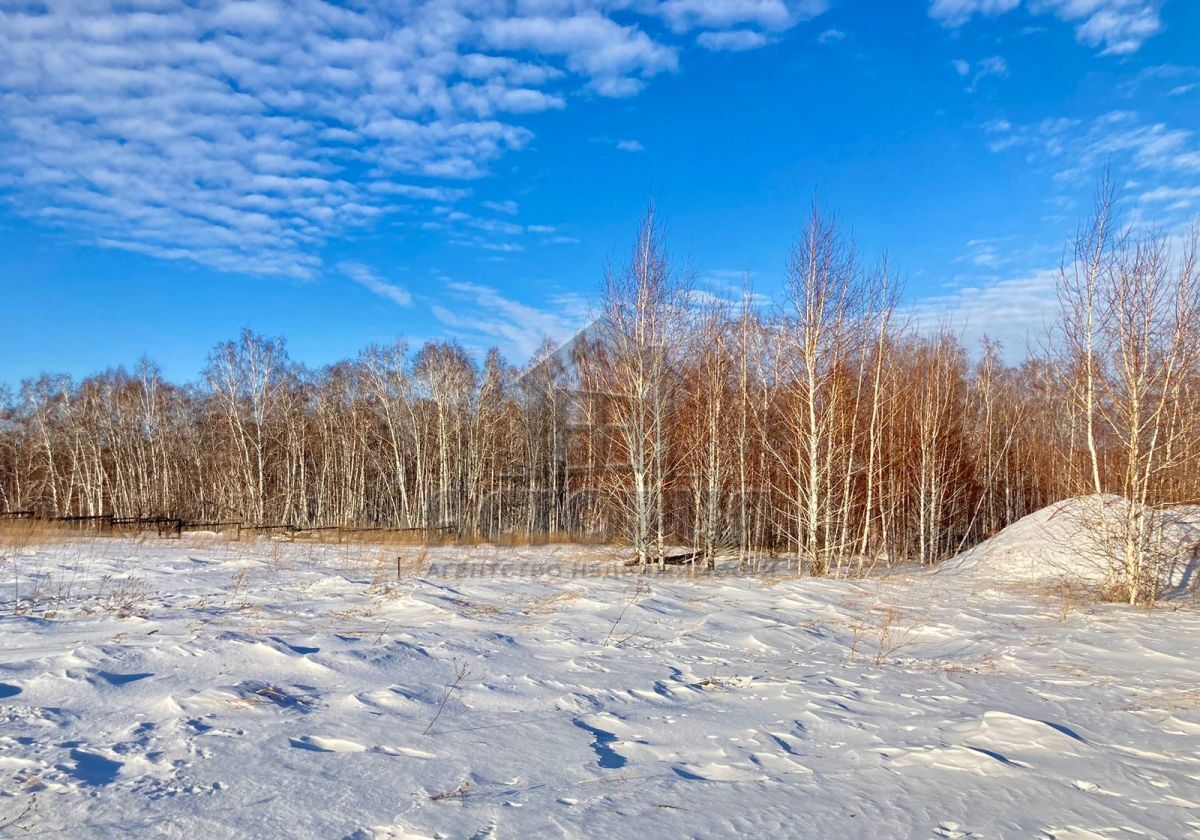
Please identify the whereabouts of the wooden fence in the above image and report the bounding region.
[0,510,456,542]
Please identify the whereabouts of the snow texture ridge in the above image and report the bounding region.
[0,533,1197,837]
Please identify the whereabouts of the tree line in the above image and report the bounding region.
[2,183,1197,602]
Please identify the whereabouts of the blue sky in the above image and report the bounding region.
[2,0,1199,384]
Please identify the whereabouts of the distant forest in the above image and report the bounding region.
[3,181,1197,603]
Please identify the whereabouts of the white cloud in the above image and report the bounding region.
[958,238,1004,268]
[653,0,829,33]
[988,111,1200,183]
[367,183,471,202]
[429,280,591,360]
[1138,185,1200,212]
[953,56,1009,91]
[910,268,1060,357]
[426,203,577,252]
[1116,63,1200,97]
[592,136,646,152]
[929,0,1163,55]
[0,1,830,278]
[481,12,678,97]
[983,109,1200,227]
[969,56,1009,90]
[696,29,772,52]
[977,55,1008,76]
[818,28,846,44]
[929,0,1021,27]
[660,0,828,52]
[482,199,520,215]
[340,262,413,307]
[915,225,1200,361]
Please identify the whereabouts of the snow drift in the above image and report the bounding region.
[3,536,1200,838]
[942,495,1200,594]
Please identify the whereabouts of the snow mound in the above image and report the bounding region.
[942,495,1200,591]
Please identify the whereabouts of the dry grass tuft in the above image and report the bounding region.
[1035,574,1125,619]
[0,518,75,550]
[847,601,926,665]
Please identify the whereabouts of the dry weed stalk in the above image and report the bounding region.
[423,660,470,736]
[429,782,471,802]
[0,794,38,832]
[848,601,926,665]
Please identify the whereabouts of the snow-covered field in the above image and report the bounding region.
[1,528,1199,839]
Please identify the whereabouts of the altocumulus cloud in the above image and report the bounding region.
[929,0,1164,55]
[0,0,828,279]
